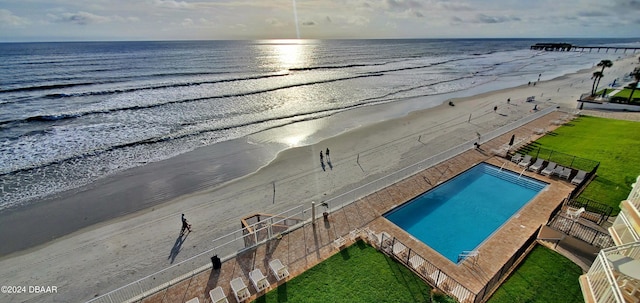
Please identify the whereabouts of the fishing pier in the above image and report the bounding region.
[531,43,640,53]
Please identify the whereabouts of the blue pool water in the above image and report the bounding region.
[385,163,547,263]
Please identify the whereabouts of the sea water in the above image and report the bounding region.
[0,38,637,210]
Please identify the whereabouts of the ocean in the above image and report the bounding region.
[1,38,638,211]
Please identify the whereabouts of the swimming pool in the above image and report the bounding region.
[384,163,547,263]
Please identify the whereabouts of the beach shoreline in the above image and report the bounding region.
[0,54,638,302]
[1,54,637,257]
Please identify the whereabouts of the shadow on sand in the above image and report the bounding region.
[168,232,189,264]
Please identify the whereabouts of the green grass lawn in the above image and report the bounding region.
[487,245,584,303]
[253,241,448,303]
[532,115,640,213]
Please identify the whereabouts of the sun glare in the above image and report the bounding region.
[271,40,307,69]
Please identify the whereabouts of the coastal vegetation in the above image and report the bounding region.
[590,59,613,96]
[486,245,583,303]
[534,116,640,212]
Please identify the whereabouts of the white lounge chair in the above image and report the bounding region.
[209,286,229,303]
[249,268,270,292]
[230,277,251,302]
[269,259,290,281]
[511,153,523,163]
[541,162,557,176]
[567,207,585,221]
[185,297,200,303]
[571,170,587,185]
[518,155,532,167]
[528,158,544,172]
[333,236,346,249]
[560,167,572,179]
[393,241,407,258]
[428,271,447,287]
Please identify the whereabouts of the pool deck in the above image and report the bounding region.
[138,111,575,303]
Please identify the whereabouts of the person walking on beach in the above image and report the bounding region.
[181,214,192,235]
[320,151,324,163]
[493,105,497,112]
[325,148,330,160]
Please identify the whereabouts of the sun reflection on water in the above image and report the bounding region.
[267,39,311,70]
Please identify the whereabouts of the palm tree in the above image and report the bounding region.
[627,68,640,103]
[591,60,613,96]
[591,71,604,96]
[597,59,613,74]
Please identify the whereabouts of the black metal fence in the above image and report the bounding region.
[566,196,613,225]
[373,227,540,303]
[473,227,540,303]
[518,146,600,173]
[547,214,615,249]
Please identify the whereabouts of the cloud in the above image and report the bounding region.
[265,18,286,27]
[611,0,640,11]
[0,9,30,27]
[181,18,194,27]
[577,11,611,17]
[49,11,110,25]
[436,1,473,11]
[385,0,423,10]
[473,13,520,23]
[347,15,370,26]
[152,0,192,9]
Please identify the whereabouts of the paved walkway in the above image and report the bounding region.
[136,111,577,303]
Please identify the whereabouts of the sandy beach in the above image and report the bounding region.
[0,54,638,303]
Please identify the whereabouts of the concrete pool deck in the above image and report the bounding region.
[137,110,575,303]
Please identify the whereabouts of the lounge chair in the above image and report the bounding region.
[541,162,557,176]
[510,153,523,163]
[230,277,251,302]
[552,165,565,177]
[185,298,200,303]
[249,268,270,292]
[428,271,447,287]
[571,170,587,185]
[560,167,572,179]
[269,259,290,281]
[527,158,544,172]
[209,286,229,303]
[518,155,532,167]
[567,207,585,221]
[393,241,407,258]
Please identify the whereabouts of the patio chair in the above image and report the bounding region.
[566,207,585,221]
[571,170,587,185]
[552,165,565,177]
[510,153,523,163]
[560,167,572,179]
[249,268,270,292]
[393,241,407,258]
[541,162,557,176]
[230,277,251,302]
[269,259,290,281]
[518,155,532,167]
[185,298,200,303]
[209,286,229,303]
[527,158,544,172]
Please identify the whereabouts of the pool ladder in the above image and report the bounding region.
[458,250,479,264]
[518,168,526,179]
[499,162,507,171]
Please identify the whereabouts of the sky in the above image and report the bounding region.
[0,0,639,42]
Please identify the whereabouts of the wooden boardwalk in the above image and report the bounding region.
[138,111,576,303]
